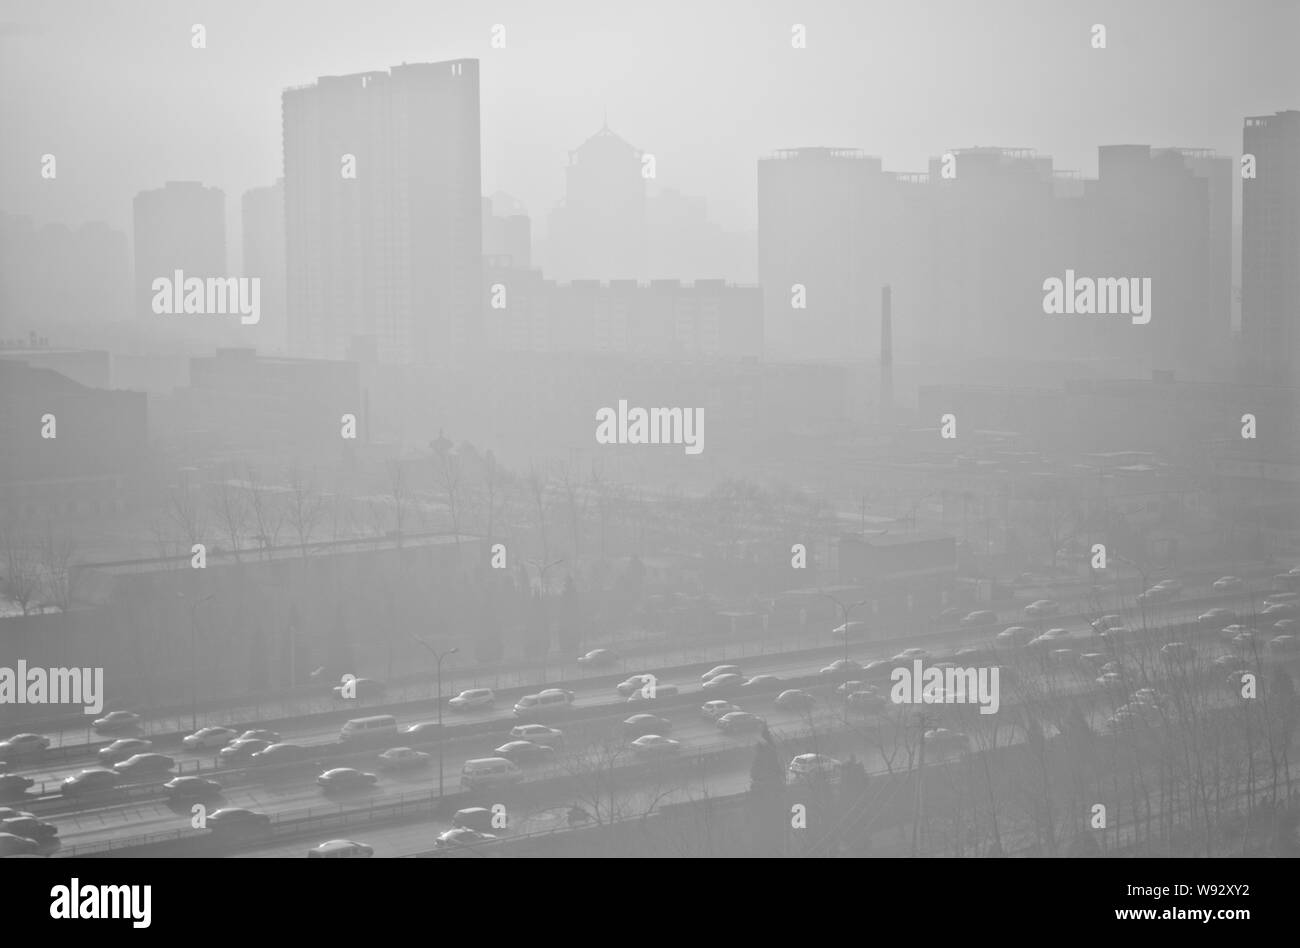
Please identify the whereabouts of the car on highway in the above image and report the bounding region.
[91,711,141,735]
[0,807,35,821]
[317,768,378,792]
[0,733,50,759]
[787,754,841,781]
[308,839,374,858]
[163,776,223,802]
[774,689,815,711]
[937,607,964,624]
[831,621,868,640]
[1090,615,1125,634]
[452,807,496,832]
[847,690,888,713]
[1159,641,1194,662]
[1024,599,1059,618]
[891,647,929,662]
[1213,576,1244,593]
[1028,628,1072,650]
[493,741,555,765]
[1137,586,1177,605]
[701,700,740,720]
[577,648,618,667]
[616,674,656,697]
[995,626,1032,648]
[1270,634,1300,655]
[862,659,893,676]
[182,726,240,750]
[206,808,271,835]
[448,688,495,711]
[377,747,431,771]
[460,758,522,791]
[235,729,281,744]
[701,673,746,689]
[1232,630,1260,650]
[701,665,741,681]
[332,677,385,700]
[0,815,57,842]
[402,722,444,741]
[623,714,672,738]
[1198,607,1236,626]
[925,728,969,754]
[1265,592,1299,605]
[219,738,273,764]
[961,610,999,628]
[509,723,564,746]
[249,742,310,767]
[0,774,35,799]
[435,827,497,848]
[98,737,153,765]
[819,658,863,679]
[627,683,679,702]
[629,734,681,758]
[741,674,782,689]
[0,833,41,857]
[113,753,176,780]
[61,769,120,798]
[1262,602,1298,619]
[716,711,766,735]
[834,679,866,696]
[512,688,575,718]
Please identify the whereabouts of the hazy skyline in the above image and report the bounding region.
[3,0,1298,263]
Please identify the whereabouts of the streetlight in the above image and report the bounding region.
[819,592,868,725]
[413,637,458,798]
[180,592,214,733]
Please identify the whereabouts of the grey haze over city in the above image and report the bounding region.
[2,0,1300,879]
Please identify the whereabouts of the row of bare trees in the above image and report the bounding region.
[0,521,82,614]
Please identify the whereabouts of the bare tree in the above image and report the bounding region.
[432,440,465,554]
[285,463,326,559]
[38,523,81,612]
[210,473,250,563]
[244,465,284,559]
[526,462,551,565]
[0,524,42,615]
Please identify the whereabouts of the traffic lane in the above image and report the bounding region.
[47,704,845,850]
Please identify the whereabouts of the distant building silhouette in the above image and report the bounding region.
[132,181,229,348]
[758,148,892,362]
[546,121,647,282]
[282,59,483,365]
[482,196,531,269]
[1241,110,1300,386]
[242,179,288,352]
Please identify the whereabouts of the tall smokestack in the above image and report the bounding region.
[880,285,893,422]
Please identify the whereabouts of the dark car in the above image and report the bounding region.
[235,729,281,744]
[0,816,57,842]
[716,711,766,735]
[452,807,497,832]
[0,774,35,799]
[493,741,555,765]
[163,776,223,802]
[435,827,497,848]
[623,714,672,738]
[0,833,41,857]
[774,689,815,711]
[317,768,378,792]
[112,753,176,780]
[61,769,120,798]
[249,743,309,767]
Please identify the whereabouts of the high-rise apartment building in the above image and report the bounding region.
[283,59,483,365]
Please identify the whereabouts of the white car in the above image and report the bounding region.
[377,747,430,770]
[891,648,929,662]
[701,700,740,720]
[616,675,656,698]
[788,754,841,780]
[701,665,741,681]
[182,726,240,750]
[996,627,1034,648]
[308,839,374,858]
[509,724,564,745]
[448,688,494,711]
[1213,576,1243,592]
[1160,641,1194,661]
[630,734,681,758]
[1024,599,1059,618]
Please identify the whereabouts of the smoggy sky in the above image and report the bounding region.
[2,0,1297,247]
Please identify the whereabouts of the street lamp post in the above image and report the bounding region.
[413,637,458,798]
[184,593,215,733]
